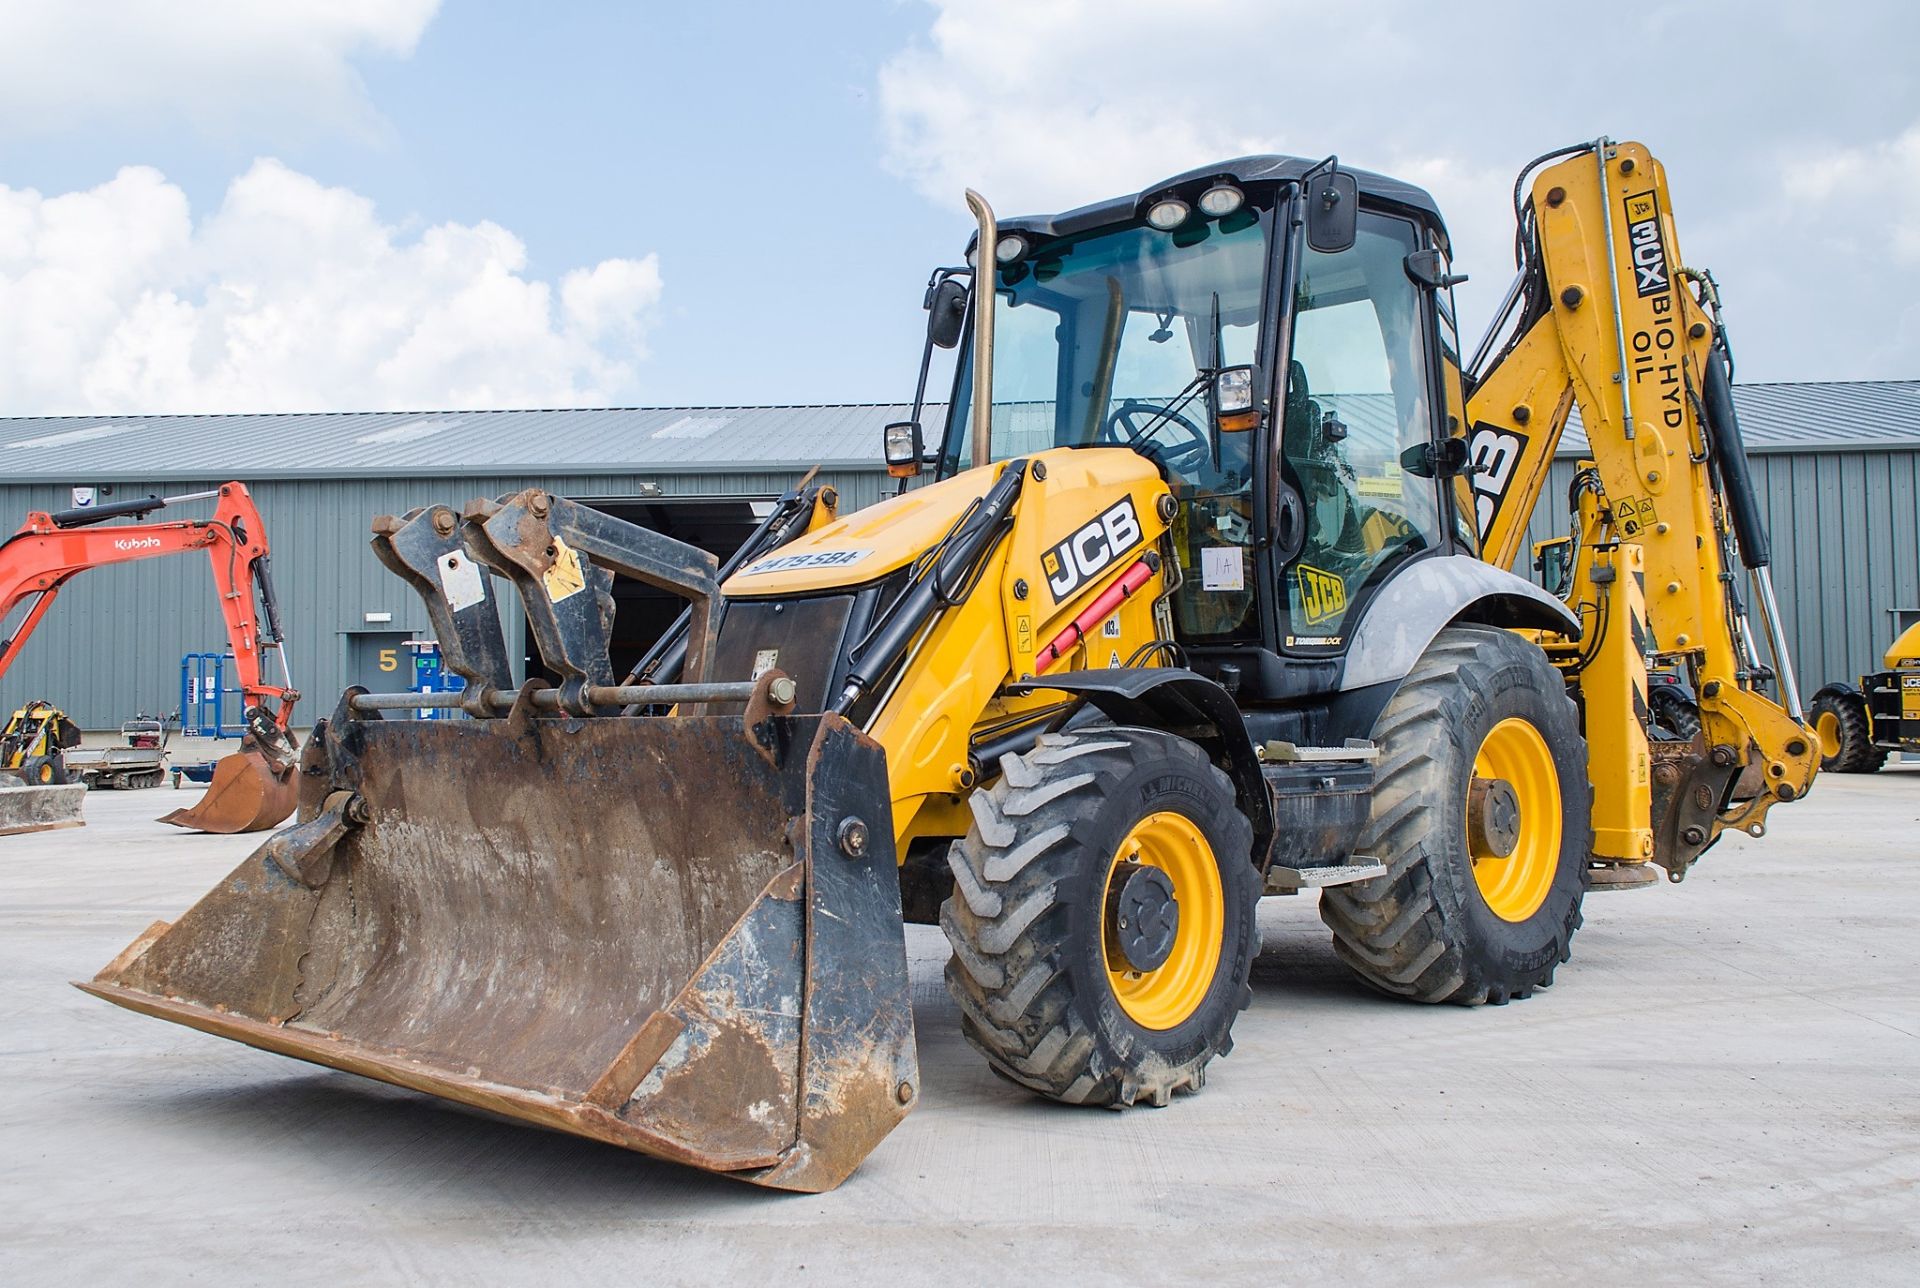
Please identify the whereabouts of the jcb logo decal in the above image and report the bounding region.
[1044,497,1143,602]
[1467,422,1530,541]
[1295,564,1347,626]
[1624,189,1668,298]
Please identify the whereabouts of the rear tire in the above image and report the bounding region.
[1649,685,1702,742]
[941,727,1259,1107]
[1811,687,1883,773]
[1320,624,1593,1005]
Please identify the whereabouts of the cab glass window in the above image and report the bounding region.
[1279,212,1443,642]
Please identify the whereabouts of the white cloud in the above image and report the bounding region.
[0,161,664,414]
[879,0,1920,381]
[0,0,440,139]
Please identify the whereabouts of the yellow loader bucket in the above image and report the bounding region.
[82,693,917,1191]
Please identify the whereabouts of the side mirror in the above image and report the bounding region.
[1305,170,1358,254]
[884,420,925,479]
[1401,436,1470,479]
[926,278,968,350]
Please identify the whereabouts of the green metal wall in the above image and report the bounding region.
[1,468,889,729]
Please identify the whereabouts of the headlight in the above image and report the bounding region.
[1145,198,1190,231]
[883,421,925,476]
[994,234,1027,263]
[1214,366,1255,414]
[1198,183,1245,218]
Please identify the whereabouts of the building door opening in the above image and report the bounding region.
[518,497,768,685]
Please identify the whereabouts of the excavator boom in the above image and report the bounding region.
[0,482,301,833]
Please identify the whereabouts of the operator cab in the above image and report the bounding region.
[902,156,1476,704]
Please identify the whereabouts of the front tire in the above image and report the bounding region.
[20,754,68,786]
[941,728,1259,1107]
[1320,625,1593,1005]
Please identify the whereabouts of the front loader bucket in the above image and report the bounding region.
[82,703,916,1192]
[158,731,299,834]
[0,778,86,835]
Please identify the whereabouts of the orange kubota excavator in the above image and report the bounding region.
[0,482,300,833]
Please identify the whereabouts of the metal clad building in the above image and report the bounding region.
[5,381,1918,728]
[2,406,898,727]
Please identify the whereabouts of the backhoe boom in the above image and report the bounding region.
[1466,139,1817,876]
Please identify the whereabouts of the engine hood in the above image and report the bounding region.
[722,463,1012,598]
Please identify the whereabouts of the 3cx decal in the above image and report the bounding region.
[1294,563,1347,627]
[1623,189,1669,298]
[1042,497,1143,602]
[1467,421,1530,541]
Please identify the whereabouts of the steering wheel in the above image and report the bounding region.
[1101,399,1212,473]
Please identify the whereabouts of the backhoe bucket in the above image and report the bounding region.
[0,778,85,835]
[156,746,297,833]
[82,701,916,1192]
[158,718,300,834]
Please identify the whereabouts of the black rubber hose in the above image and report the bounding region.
[1700,341,1770,569]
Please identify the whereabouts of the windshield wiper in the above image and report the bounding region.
[1122,292,1228,467]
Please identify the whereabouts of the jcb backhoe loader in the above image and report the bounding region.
[1810,620,1920,772]
[1,483,301,834]
[85,139,1817,1190]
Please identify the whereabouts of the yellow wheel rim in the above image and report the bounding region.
[1815,710,1842,760]
[1102,811,1222,1030]
[1469,718,1562,923]
[34,762,53,784]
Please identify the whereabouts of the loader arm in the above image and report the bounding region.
[0,482,297,726]
[1464,139,1817,876]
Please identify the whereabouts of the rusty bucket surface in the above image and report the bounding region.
[83,706,916,1192]
[157,744,298,833]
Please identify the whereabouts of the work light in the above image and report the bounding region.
[1198,184,1245,218]
[1145,198,1190,230]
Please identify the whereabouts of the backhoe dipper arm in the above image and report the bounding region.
[1464,139,1816,877]
[0,482,297,727]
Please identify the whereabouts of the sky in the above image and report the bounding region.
[0,0,1916,416]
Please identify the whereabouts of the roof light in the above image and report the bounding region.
[1198,183,1245,218]
[1145,198,1190,231]
[994,234,1027,263]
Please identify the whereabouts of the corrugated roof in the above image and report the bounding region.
[1559,380,1920,457]
[2,381,1916,482]
[0,403,913,482]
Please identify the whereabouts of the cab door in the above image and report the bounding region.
[1273,208,1448,651]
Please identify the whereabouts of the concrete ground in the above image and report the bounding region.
[3,765,1916,1286]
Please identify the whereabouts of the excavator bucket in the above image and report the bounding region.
[158,717,299,834]
[0,777,86,835]
[83,489,917,1191]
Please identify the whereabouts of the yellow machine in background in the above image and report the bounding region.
[1,699,81,785]
[1811,621,1920,772]
[86,138,1817,1190]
